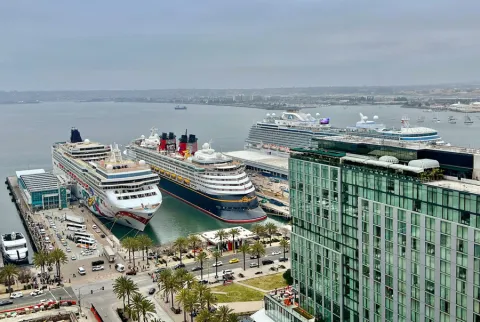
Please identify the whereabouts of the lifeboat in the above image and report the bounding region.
[184,179,190,185]
[178,176,183,181]
[160,169,165,174]
[165,172,170,177]
[171,174,177,179]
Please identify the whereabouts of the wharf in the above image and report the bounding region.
[5,176,42,253]
[250,175,290,219]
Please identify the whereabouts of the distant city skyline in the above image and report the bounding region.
[1,0,480,90]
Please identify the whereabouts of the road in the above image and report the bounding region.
[0,286,77,310]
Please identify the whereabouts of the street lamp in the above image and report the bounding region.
[77,285,105,314]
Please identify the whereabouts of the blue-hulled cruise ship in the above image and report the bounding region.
[245,110,447,156]
[126,128,266,224]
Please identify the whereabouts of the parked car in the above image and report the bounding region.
[222,269,233,276]
[212,261,223,267]
[262,259,274,265]
[0,300,13,306]
[30,289,44,297]
[279,257,288,262]
[250,255,259,259]
[126,270,137,276]
[272,251,281,256]
[191,266,202,272]
[173,263,186,270]
[10,292,23,299]
[249,262,259,268]
[92,265,104,271]
[148,288,156,295]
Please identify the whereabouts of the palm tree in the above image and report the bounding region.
[250,223,265,241]
[196,309,215,322]
[157,269,173,303]
[211,250,222,278]
[136,234,154,264]
[0,264,19,293]
[136,295,156,322]
[228,228,240,253]
[216,305,235,322]
[125,277,139,307]
[32,250,49,275]
[174,237,188,264]
[264,222,278,246]
[113,276,129,310]
[201,289,217,311]
[181,272,196,289]
[122,237,136,266]
[194,283,208,309]
[279,238,290,259]
[184,291,197,322]
[187,235,202,259]
[50,248,68,279]
[214,229,228,255]
[196,251,208,280]
[237,243,250,271]
[176,288,192,322]
[249,241,266,268]
[129,292,144,321]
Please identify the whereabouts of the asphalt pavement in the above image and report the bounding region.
[0,286,77,310]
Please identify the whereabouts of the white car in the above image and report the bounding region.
[92,265,104,271]
[30,289,43,297]
[44,237,50,242]
[249,262,259,268]
[272,251,281,256]
[212,261,223,267]
[71,255,77,260]
[66,247,71,252]
[40,298,54,304]
[10,292,23,299]
[48,245,54,251]
[78,267,86,275]
[92,225,97,229]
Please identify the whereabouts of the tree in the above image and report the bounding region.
[283,269,293,285]
[228,228,240,253]
[264,222,278,246]
[249,241,266,268]
[211,250,222,278]
[136,234,154,264]
[214,229,228,255]
[176,288,191,322]
[122,237,139,267]
[181,272,196,289]
[194,283,209,309]
[201,289,217,311]
[174,237,188,264]
[187,235,202,259]
[250,223,265,241]
[124,277,139,307]
[129,292,144,321]
[237,243,250,271]
[279,238,290,259]
[50,248,68,279]
[113,276,130,310]
[157,269,173,303]
[137,296,156,322]
[196,309,215,322]
[32,251,49,275]
[216,305,235,322]
[196,251,208,280]
[0,264,19,293]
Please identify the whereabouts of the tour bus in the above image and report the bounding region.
[66,222,87,232]
[73,232,93,241]
[76,237,97,249]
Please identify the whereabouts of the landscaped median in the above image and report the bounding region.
[210,283,265,302]
[241,273,287,291]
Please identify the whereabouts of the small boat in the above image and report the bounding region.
[465,113,474,125]
[174,105,187,110]
[448,116,457,124]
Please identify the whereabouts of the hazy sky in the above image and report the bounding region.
[1,0,479,90]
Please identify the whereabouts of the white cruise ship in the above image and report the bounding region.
[1,232,28,263]
[126,128,266,223]
[52,128,162,231]
[245,110,446,156]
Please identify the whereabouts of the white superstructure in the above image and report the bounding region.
[52,128,162,231]
[1,232,28,263]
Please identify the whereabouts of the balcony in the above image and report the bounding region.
[265,292,315,322]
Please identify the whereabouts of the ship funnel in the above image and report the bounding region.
[187,134,198,154]
[70,127,83,143]
[159,132,168,151]
[178,134,188,155]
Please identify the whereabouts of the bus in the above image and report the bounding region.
[66,223,86,232]
[74,232,93,240]
[76,238,97,249]
[103,246,116,262]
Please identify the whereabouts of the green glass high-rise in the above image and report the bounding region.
[280,135,480,322]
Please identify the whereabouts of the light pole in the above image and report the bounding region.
[77,285,105,314]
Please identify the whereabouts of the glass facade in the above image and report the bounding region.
[287,148,480,322]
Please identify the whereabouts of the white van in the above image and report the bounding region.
[115,263,125,272]
[78,267,86,275]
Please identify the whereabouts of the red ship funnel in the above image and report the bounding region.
[159,132,167,151]
[179,134,188,155]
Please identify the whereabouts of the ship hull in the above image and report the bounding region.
[159,175,267,223]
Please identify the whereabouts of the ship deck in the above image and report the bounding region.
[223,150,289,176]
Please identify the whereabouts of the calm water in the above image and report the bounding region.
[1,102,479,247]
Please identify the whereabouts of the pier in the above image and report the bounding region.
[5,176,42,253]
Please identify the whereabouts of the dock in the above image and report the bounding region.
[5,176,42,253]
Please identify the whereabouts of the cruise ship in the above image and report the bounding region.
[245,110,446,156]
[52,128,162,231]
[126,128,267,223]
[1,232,28,263]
